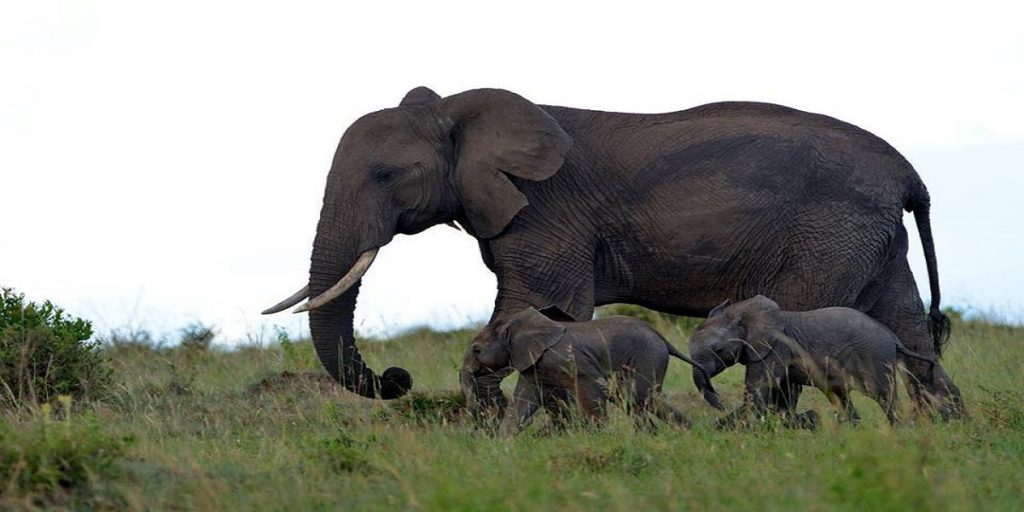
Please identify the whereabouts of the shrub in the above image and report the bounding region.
[275,325,298,370]
[100,326,160,350]
[0,288,111,407]
[0,402,131,504]
[178,322,215,351]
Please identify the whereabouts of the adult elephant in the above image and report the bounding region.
[262,86,962,417]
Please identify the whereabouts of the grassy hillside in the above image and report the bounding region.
[2,313,1023,510]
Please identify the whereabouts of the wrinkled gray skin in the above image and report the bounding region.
[265,86,960,420]
[689,296,939,427]
[465,307,702,437]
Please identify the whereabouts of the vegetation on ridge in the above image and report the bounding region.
[1,290,1022,510]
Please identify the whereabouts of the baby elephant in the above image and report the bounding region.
[689,295,937,426]
[468,306,705,437]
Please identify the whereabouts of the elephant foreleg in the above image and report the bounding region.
[574,380,609,428]
[768,375,803,414]
[498,377,543,438]
[717,365,781,429]
[769,376,818,428]
[824,386,861,424]
[541,386,575,433]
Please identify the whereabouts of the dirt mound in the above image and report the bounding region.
[246,373,467,423]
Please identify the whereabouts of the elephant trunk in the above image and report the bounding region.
[692,354,725,410]
[308,210,410,399]
[460,349,510,424]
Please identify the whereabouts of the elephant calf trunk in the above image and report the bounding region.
[461,368,510,425]
[693,366,725,410]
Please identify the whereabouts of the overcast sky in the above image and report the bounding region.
[2,1,1022,344]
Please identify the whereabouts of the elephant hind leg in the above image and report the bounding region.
[615,373,663,432]
[858,254,963,419]
[876,389,900,425]
[869,366,901,425]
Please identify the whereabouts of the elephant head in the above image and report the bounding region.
[263,87,571,399]
[688,295,784,409]
[473,307,568,372]
[461,307,567,418]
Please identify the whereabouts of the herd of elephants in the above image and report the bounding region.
[262,86,965,430]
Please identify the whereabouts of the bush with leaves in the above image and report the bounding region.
[0,288,111,406]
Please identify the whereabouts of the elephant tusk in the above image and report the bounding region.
[293,248,379,314]
[261,285,309,315]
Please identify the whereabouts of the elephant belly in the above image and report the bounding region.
[587,130,906,316]
[596,199,894,316]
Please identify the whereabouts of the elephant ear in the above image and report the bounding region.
[708,299,732,318]
[400,86,441,106]
[440,89,572,239]
[735,296,784,364]
[738,328,777,364]
[507,307,568,372]
[537,305,577,322]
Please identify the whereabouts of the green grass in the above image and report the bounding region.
[1,317,1022,510]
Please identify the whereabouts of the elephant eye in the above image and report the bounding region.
[373,166,404,185]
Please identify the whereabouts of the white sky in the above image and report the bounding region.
[2,1,1022,344]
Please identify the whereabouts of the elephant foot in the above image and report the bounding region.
[931,383,967,421]
[910,372,967,421]
[714,406,761,431]
[473,403,508,434]
[783,410,820,430]
[940,396,967,421]
[926,394,966,422]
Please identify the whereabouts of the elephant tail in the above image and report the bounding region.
[664,339,716,382]
[665,340,696,367]
[906,180,951,357]
[897,344,937,380]
[663,337,718,401]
